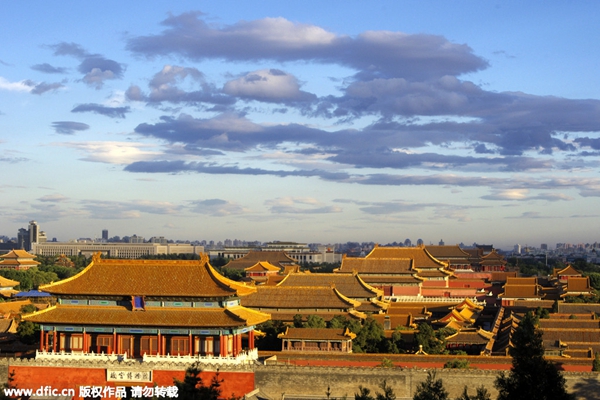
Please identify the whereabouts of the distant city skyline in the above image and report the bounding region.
[2,2,600,250]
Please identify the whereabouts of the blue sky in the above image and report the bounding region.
[1,1,599,249]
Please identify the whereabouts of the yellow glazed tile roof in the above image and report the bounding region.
[23,304,270,328]
[40,253,256,298]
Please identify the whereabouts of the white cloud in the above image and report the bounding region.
[223,69,315,102]
[53,141,162,164]
[0,77,33,92]
[265,197,342,214]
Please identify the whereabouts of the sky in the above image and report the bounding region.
[1,1,600,250]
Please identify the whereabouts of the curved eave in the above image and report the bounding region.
[205,257,257,296]
[226,305,271,326]
[39,255,97,294]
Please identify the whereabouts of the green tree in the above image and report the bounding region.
[494,312,574,400]
[592,352,600,372]
[383,327,404,354]
[415,323,447,354]
[328,315,349,329]
[254,320,286,351]
[443,359,470,369]
[375,380,396,400]
[20,304,37,314]
[355,386,374,400]
[355,381,396,400]
[174,362,232,400]
[304,315,327,328]
[535,307,549,319]
[16,321,40,344]
[293,314,304,328]
[412,371,448,400]
[456,385,491,400]
[353,317,386,353]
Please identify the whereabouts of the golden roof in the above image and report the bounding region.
[0,250,37,259]
[0,275,19,287]
[23,304,270,328]
[277,272,383,299]
[0,249,40,267]
[425,245,471,259]
[278,327,356,340]
[39,253,256,298]
[244,261,281,272]
[224,251,298,270]
[337,257,413,274]
[241,286,360,310]
[0,300,35,314]
[554,265,582,277]
[365,245,448,268]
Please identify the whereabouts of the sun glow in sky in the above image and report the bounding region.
[1,1,600,249]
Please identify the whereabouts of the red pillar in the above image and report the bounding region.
[52,330,57,352]
[219,334,225,356]
[248,330,254,349]
[157,332,162,355]
[39,330,44,352]
[189,333,192,356]
[113,331,117,354]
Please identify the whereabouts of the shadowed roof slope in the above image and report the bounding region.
[39,253,255,298]
[24,304,270,327]
[224,251,298,270]
[337,256,413,274]
[241,286,360,309]
[277,272,382,298]
[365,245,447,268]
[0,249,40,268]
[425,245,471,258]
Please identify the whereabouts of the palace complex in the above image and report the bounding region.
[1,244,599,398]
[13,253,268,397]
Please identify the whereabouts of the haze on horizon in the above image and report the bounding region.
[1,1,599,251]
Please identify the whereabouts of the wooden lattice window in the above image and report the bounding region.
[70,334,83,351]
[170,337,189,355]
[140,336,158,355]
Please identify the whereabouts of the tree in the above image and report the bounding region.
[353,317,386,353]
[375,380,396,400]
[456,385,491,400]
[412,371,448,400]
[355,386,374,400]
[20,304,37,314]
[304,315,326,328]
[415,323,447,354]
[443,359,470,369]
[16,321,40,345]
[293,314,304,328]
[592,352,600,372]
[494,312,574,400]
[173,363,224,400]
[355,381,396,400]
[535,306,549,319]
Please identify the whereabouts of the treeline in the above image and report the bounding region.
[0,255,86,292]
[256,315,460,355]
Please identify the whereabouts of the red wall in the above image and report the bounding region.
[9,365,254,399]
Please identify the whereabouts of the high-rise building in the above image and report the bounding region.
[102,229,108,241]
[29,221,39,246]
[16,221,41,251]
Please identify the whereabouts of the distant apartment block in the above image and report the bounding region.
[31,242,204,258]
[208,242,342,264]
